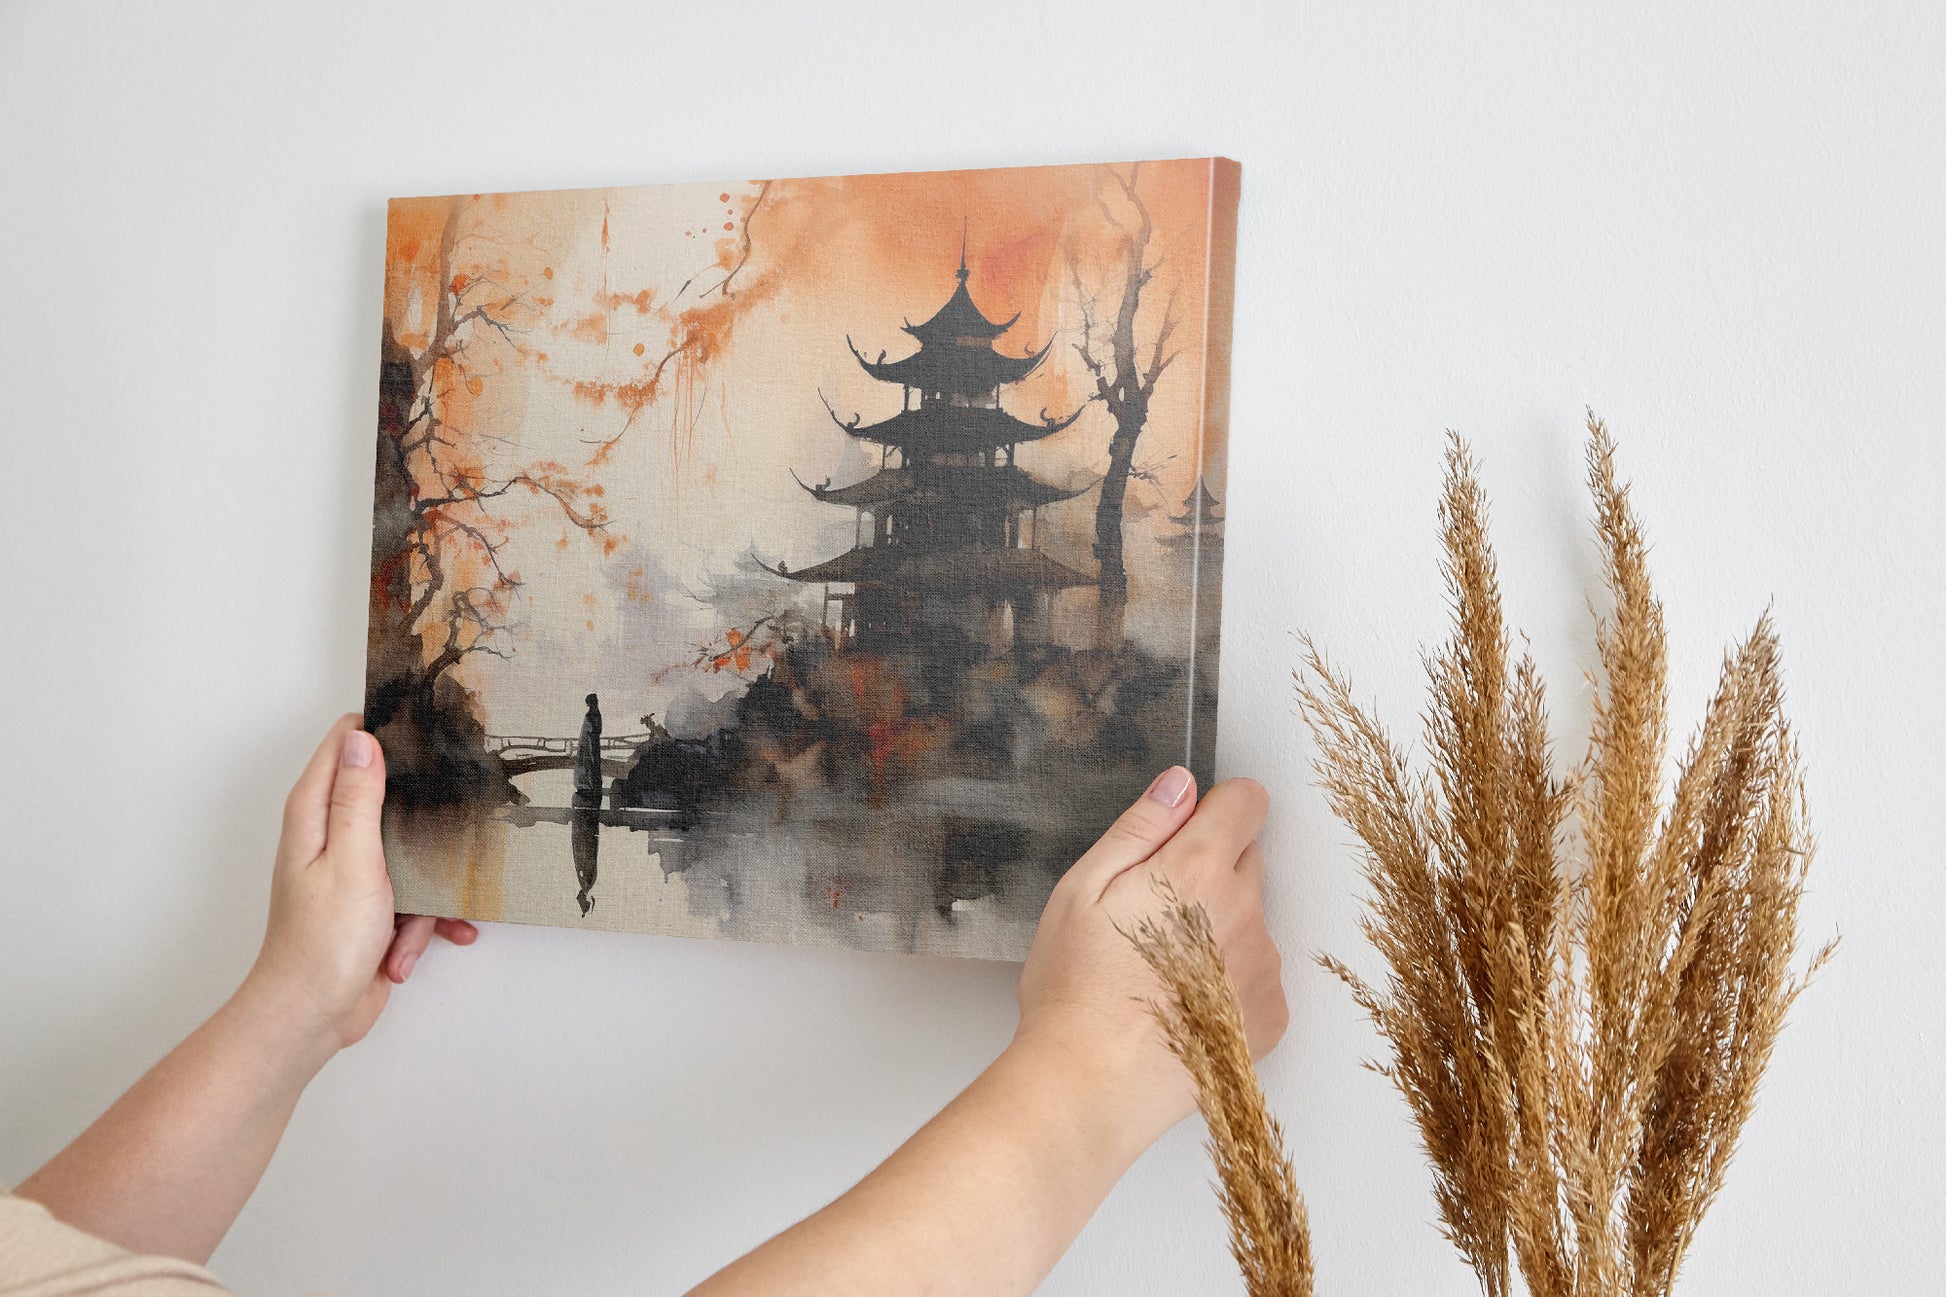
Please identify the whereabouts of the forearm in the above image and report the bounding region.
[16,977,334,1264]
[691,1032,1171,1297]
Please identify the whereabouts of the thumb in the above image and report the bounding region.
[1064,766,1197,902]
[324,729,387,858]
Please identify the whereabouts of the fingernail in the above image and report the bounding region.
[398,950,419,980]
[342,731,373,769]
[1147,766,1192,808]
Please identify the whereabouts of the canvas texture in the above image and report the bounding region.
[365,158,1239,960]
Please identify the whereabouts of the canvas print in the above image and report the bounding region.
[365,158,1239,960]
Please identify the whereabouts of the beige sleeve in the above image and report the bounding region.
[0,1191,232,1297]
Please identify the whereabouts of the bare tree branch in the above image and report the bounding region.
[702,180,772,299]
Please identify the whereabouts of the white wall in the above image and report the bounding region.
[2,1,1938,1291]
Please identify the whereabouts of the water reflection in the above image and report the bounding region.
[448,780,1104,959]
[465,690,1142,957]
[571,692,606,914]
[570,790,600,915]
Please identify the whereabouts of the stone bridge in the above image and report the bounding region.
[484,733,653,781]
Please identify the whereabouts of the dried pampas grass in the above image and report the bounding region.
[1128,886,1315,1297]
[1295,414,1835,1297]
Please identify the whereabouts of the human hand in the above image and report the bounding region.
[1012,770,1285,1148]
[238,714,477,1063]
[687,772,1280,1297]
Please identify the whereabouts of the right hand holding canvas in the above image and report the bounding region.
[690,769,1287,1297]
[1012,769,1288,1153]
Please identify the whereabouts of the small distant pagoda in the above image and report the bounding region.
[1159,477,1224,551]
[782,238,1092,659]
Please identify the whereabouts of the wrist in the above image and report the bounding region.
[1002,1022,1187,1169]
[227,970,344,1081]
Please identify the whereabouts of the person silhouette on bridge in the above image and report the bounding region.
[574,693,603,799]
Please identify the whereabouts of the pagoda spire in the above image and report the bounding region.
[846,241,1057,396]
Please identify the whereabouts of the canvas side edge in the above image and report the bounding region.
[1183,158,1240,784]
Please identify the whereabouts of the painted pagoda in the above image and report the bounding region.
[781,242,1092,661]
[1159,477,1223,551]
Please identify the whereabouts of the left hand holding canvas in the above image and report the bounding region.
[15,714,477,1264]
[242,713,477,1061]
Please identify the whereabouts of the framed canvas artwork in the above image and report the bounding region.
[366,158,1239,960]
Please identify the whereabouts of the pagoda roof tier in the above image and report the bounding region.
[776,545,1094,590]
[1170,476,1224,527]
[827,400,1081,454]
[903,271,1017,342]
[847,335,1052,396]
[794,464,1093,512]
